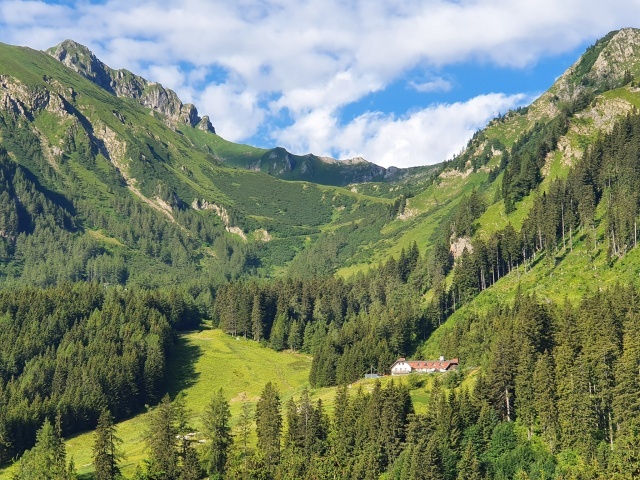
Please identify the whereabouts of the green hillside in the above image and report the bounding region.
[6,27,640,480]
[0,325,463,478]
[0,41,415,285]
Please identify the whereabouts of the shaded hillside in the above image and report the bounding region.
[0,41,402,285]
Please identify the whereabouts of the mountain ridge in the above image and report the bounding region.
[46,39,423,187]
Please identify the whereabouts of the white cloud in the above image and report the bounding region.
[144,65,186,92]
[196,83,264,141]
[0,0,639,165]
[275,93,529,168]
[409,77,452,93]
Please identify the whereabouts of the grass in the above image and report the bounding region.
[337,168,491,278]
[2,329,314,478]
[0,327,471,479]
[420,207,640,361]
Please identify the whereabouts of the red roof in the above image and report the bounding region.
[391,357,459,371]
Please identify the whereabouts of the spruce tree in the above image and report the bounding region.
[92,409,123,480]
[146,393,177,478]
[256,382,282,468]
[237,394,253,475]
[456,441,482,480]
[179,444,202,480]
[202,388,232,478]
[12,417,74,480]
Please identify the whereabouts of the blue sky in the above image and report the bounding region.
[0,0,639,167]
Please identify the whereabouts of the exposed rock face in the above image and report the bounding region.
[589,28,640,82]
[47,40,215,131]
[549,28,640,103]
[47,40,115,92]
[450,237,473,259]
[197,115,216,133]
[191,199,246,241]
[0,75,50,117]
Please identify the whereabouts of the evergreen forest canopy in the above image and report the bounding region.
[5,27,640,479]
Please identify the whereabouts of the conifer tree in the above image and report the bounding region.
[456,441,483,480]
[173,392,192,465]
[12,417,74,480]
[256,382,282,468]
[146,393,177,478]
[251,292,265,342]
[202,388,232,478]
[613,311,640,430]
[533,351,558,450]
[179,443,202,480]
[238,394,252,474]
[330,384,352,468]
[92,409,123,480]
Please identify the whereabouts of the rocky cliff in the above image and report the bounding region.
[47,40,215,133]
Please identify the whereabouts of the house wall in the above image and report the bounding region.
[391,362,412,375]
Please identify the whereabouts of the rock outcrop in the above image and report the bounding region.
[47,40,215,131]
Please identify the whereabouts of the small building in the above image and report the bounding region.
[390,356,459,375]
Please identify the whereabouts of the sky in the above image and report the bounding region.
[0,1,639,168]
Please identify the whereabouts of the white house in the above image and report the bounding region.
[390,356,459,375]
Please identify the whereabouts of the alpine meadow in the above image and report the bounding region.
[4,23,640,480]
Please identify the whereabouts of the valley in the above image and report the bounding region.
[3,26,640,480]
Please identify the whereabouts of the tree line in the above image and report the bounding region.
[0,283,199,462]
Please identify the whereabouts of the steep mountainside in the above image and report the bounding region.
[0,41,407,285]
[47,39,425,187]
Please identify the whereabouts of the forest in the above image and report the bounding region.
[6,31,640,478]
[11,286,640,479]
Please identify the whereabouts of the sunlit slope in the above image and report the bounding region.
[0,329,458,478]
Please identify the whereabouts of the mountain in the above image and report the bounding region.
[46,39,424,187]
[47,39,215,132]
[6,27,640,479]
[0,39,431,285]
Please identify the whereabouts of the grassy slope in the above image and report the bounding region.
[0,43,401,275]
[418,87,640,358]
[0,328,463,478]
[1,329,313,478]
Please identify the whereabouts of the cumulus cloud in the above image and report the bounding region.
[0,0,638,165]
[196,83,265,141]
[275,93,529,168]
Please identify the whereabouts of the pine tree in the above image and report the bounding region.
[202,388,232,478]
[92,409,123,480]
[256,382,282,469]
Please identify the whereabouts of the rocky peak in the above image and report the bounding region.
[48,40,115,93]
[550,28,640,102]
[588,28,640,82]
[47,40,215,131]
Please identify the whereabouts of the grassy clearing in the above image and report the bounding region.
[0,328,469,478]
[1,329,313,478]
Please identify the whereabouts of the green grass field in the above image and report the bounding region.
[0,327,467,479]
[1,329,313,478]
